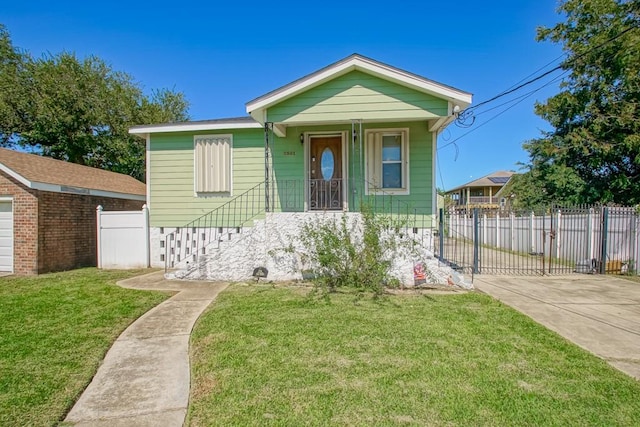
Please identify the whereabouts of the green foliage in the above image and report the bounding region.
[189,285,640,426]
[505,163,586,210]
[0,24,189,181]
[517,0,640,208]
[0,268,168,427]
[299,209,404,296]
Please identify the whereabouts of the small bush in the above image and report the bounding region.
[299,208,407,296]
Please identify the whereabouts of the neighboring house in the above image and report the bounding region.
[445,170,516,211]
[130,54,472,283]
[0,148,146,275]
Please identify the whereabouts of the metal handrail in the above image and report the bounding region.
[164,181,266,271]
[165,178,440,273]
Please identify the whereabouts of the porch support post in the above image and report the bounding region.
[351,120,355,209]
[264,122,271,212]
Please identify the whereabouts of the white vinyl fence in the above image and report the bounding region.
[97,205,150,269]
[447,207,640,274]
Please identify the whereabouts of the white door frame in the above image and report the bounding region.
[303,131,349,211]
[0,196,14,273]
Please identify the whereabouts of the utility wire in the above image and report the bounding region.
[439,68,571,151]
[435,149,446,193]
[464,23,639,113]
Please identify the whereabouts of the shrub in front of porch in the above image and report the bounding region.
[299,208,409,296]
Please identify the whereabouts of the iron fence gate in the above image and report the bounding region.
[435,206,640,276]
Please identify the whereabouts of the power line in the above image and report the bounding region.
[464,23,639,114]
[439,69,570,152]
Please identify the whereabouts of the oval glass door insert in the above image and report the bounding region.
[321,147,334,180]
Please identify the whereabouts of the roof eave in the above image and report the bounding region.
[129,121,262,136]
[246,54,472,121]
[0,162,145,200]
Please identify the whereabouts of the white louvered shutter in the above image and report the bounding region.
[195,135,231,192]
[366,131,382,191]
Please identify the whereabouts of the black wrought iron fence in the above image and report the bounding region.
[437,205,639,276]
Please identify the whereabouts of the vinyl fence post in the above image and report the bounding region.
[482,213,487,245]
[510,212,515,251]
[600,207,609,274]
[450,212,456,238]
[473,208,480,274]
[143,204,150,268]
[496,213,501,249]
[556,209,562,259]
[634,213,640,276]
[96,205,103,269]
[587,208,594,261]
[439,208,444,260]
[530,211,535,254]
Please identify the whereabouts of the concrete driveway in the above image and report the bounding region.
[474,274,640,381]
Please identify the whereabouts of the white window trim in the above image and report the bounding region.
[364,128,410,196]
[193,134,233,197]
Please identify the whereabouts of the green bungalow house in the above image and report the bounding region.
[129,54,472,283]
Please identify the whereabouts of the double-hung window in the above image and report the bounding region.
[194,134,232,194]
[365,129,409,195]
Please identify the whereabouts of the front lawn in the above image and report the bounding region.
[0,268,168,427]
[189,285,640,426]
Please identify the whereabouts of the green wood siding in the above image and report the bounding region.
[148,121,436,227]
[149,129,264,226]
[358,121,434,221]
[267,71,448,124]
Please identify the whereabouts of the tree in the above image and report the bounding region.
[0,24,189,181]
[512,0,640,207]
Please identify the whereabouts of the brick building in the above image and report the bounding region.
[0,148,146,275]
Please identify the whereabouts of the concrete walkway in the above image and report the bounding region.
[474,275,640,381]
[64,271,228,426]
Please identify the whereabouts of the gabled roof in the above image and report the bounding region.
[246,53,473,122]
[0,148,146,200]
[447,170,516,193]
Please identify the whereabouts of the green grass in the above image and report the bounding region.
[189,285,640,426]
[0,268,169,427]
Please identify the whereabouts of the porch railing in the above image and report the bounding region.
[279,177,438,247]
[455,196,500,206]
[165,178,440,272]
[164,181,266,271]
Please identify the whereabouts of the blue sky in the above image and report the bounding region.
[2,1,565,189]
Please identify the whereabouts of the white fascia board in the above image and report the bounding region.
[355,59,472,107]
[246,62,357,113]
[0,163,32,188]
[1,161,145,201]
[246,56,472,115]
[129,121,262,136]
[88,189,146,201]
[29,181,146,200]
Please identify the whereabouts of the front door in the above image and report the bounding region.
[309,136,343,210]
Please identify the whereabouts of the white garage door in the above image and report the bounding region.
[0,200,13,272]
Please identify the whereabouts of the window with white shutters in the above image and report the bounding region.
[194,134,232,193]
[365,129,409,195]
